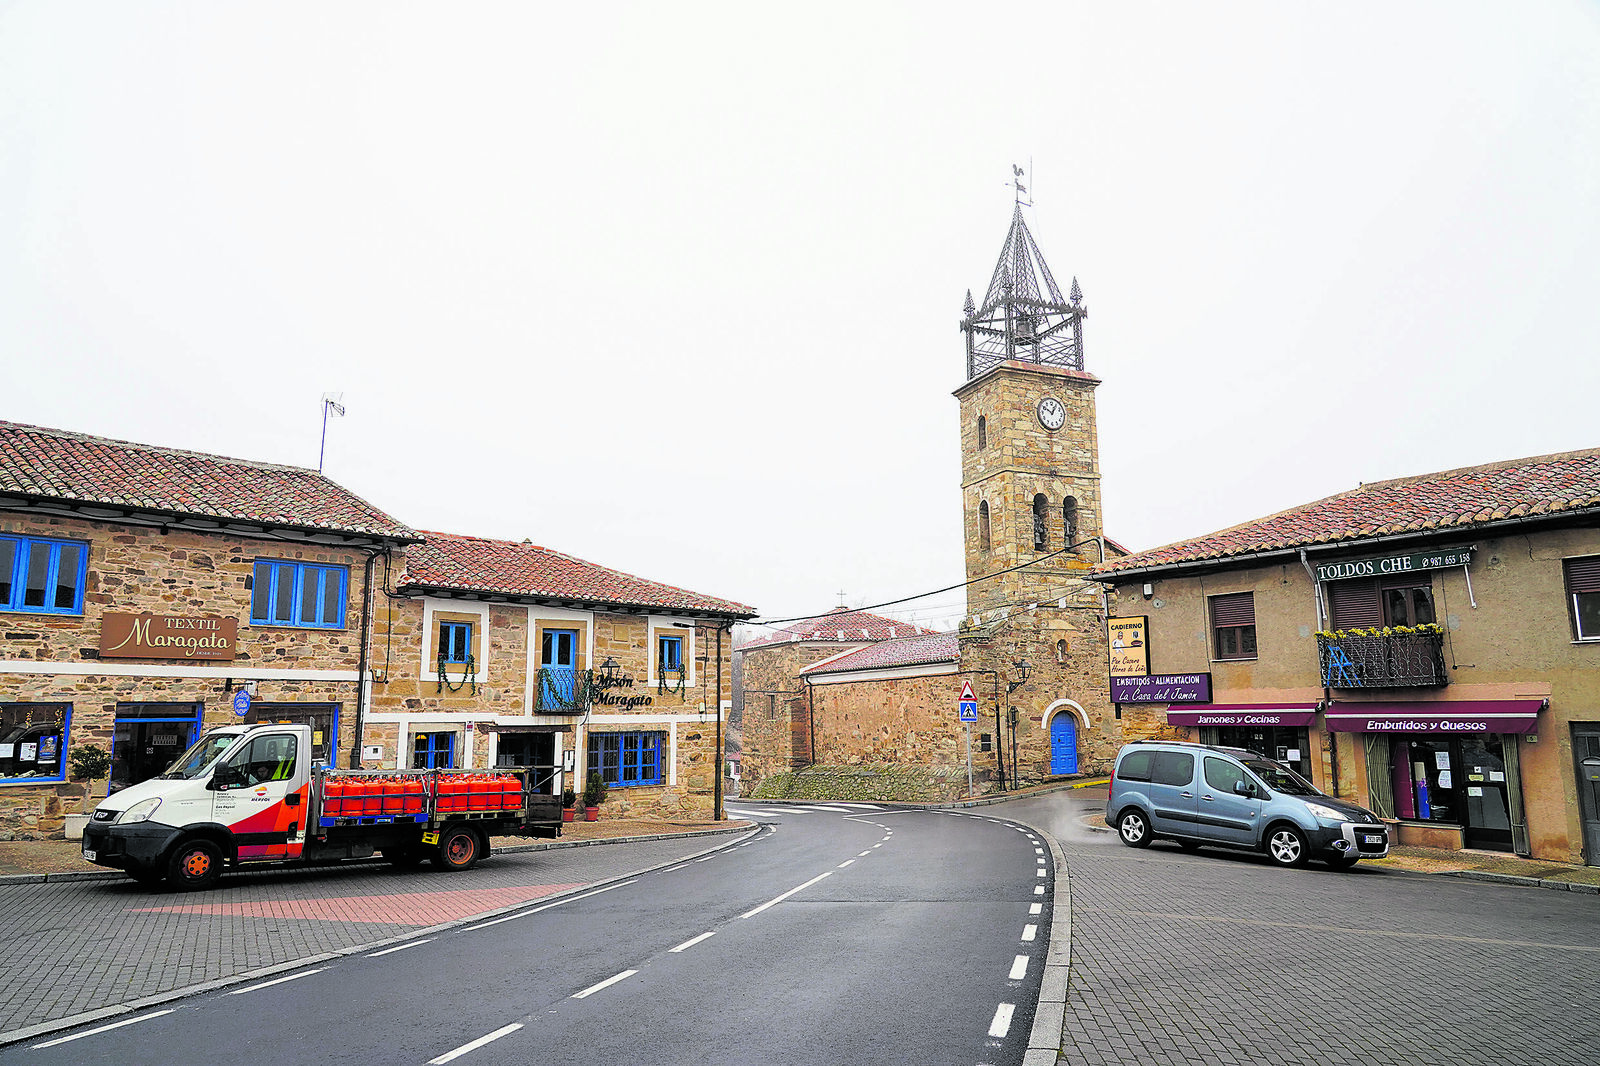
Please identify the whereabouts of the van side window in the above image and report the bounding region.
[1118,750,1153,781]
[1204,756,1246,794]
[1152,751,1195,786]
[221,735,298,786]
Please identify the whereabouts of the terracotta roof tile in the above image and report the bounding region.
[1100,447,1600,574]
[738,608,943,650]
[403,531,755,617]
[801,633,959,676]
[0,420,415,540]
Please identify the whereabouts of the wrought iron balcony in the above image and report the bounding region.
[1317,629,1448,689]
[536,667,586,714]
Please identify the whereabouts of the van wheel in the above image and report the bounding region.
[167,839,223,891]
[1265,825,1309,868]
[1116,810,1152,848]
[433,826,481,871]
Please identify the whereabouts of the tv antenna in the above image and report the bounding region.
[318,393,346,472]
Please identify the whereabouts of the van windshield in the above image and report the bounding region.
[1246,760,1321,797]
[159,733,240,780]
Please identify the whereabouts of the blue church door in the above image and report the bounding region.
[1050,713,1079,775]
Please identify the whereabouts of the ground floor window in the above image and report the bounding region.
[413,731,456,769]
[111,703,202,793]
[242,704,339,767]
[1211,725,1311,782]
[588,731,662,787]
[1389,734,1512,851]
[0,703,71,783]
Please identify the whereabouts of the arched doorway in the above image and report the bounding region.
[1045,700,1086,775]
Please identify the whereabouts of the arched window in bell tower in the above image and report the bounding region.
[1064,496,1079,544]
[1032,494,1049,552]
[978,500,991,552]
[976,415,986,450]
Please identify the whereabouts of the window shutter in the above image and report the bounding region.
[1565,556,1600,594]
[1210,592,1255,628]
[1327,578,1383,630]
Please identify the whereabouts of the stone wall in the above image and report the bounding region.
[735,640,869,790]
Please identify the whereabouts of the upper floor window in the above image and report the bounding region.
[1327,576,1434,630]
[978,501,991,552]
[1210,591,1257,660]
[658,634,684,673]
[0,535,87,615]
[1566,556,1600,641]
[1063,497,1079,544]
[250,560,348,629]
[1032,494,1049,552]
[439,621,473,664]
[976,416,987,450]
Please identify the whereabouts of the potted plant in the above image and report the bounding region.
[561,786,577,823]
[582,774,607,821]
[64,744,112,840]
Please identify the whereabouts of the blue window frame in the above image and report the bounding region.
[587,732,662,788]
[250,560,348,628]
[658,634,683,673]
[0,536,88,615]
[439,621,472,664]
[412,731,455,769]
[0,703,73,785]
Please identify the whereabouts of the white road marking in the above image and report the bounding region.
[368,938,434,957]
[793,805,848,813]
[427,1023,524,1064]
[693,855,714,862]
[573,969,638,999]
[1034,847,1044,855]
[837,859,855,868]
[1036,869,1046,878]
[836,802,882,809]
[1009,955,1029,980]
[1034,885,1044,895]
[1030,903,1043,915]
[873,843,884,848]
[228,968,326,995]
[32,1010,175,1048]
[1021,924,1038,942]
[989,1003,1016,1038]
[670,931,717,953]
[464,880,639,930]
[858,851,871,857]
[740,871,834,919]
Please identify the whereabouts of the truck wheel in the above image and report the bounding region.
[433,826,481,871]
[168,839,223,891]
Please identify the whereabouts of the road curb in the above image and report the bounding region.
[1024,825,1072,1066]
[0,826,760,1049]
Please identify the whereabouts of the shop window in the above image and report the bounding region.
[0,535,87,615]
[976,415,987,450]
[1063,497,1078,544]
[250,560,348,628]
[412,731,455,769]
[1032,494,1049,552]
[978,501,991,552]
[658,634,684,674]
[439,621,473,664]
[0,703,71,784]
[587,732,662,788]
[1565,556,1600,640]
[1210,592,1257,660]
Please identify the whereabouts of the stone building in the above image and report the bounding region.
[735,608,940,790]
[1095,448,1600,865]
[367,530,755,819]
[0,420,416,838]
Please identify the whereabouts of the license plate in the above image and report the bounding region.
[1360,835,1383,847]
[82,849,96,861]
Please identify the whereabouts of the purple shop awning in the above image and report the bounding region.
[1325,699,1546,735]
[1166,704,1320,728]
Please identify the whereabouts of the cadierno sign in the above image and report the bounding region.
[1313,546,1473,583]
[99,613,238,661]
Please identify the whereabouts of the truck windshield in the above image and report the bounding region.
[160,733,240,780]
[1246,760,1322,797]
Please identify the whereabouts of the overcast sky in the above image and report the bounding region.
[4,3,1598,636]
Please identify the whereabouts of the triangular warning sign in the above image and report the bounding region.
[959,680,977,701]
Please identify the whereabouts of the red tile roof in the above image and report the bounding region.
[738,608,943,650]
[0,420,416,541]
[801,633,959,676]
[403,531,756,617]
[1099,447,1600,575]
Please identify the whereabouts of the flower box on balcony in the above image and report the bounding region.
[1316,626,1448,689]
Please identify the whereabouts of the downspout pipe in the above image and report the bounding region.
[714,622,726,821]
[350,549,381,770]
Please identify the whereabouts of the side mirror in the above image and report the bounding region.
[1234,780,1255,797]
[210,766,241,791]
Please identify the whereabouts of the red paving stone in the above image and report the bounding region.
[128,883,586,925]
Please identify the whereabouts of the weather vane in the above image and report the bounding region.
[1011,162,1033,206]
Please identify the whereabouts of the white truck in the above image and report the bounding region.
[81,722,563,889]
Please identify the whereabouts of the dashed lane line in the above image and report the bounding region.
[572,970,638,999]
[739,871,834,919]
[227,969,325,995]
[31,1011,174,1049]
[427,1023,524,1065]
[1021,924,1037,942]
[669,931,717,953]
[1008,955,1029,980]
[367,939,433,957]
[462,880,638,931]
[988,1003,1016,1038]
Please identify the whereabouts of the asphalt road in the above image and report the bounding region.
[3,804,1054,1066]
[1007,784,1600,1066]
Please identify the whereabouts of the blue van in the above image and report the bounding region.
[1105,740,1389,868]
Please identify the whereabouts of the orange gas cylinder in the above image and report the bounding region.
[323,777,345,817]
[403,775,425,816]
[381,776,403,815]
[362,777,383,817]
[497,774,520,810]
[438,774,460,813]
[470,774,492,810]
